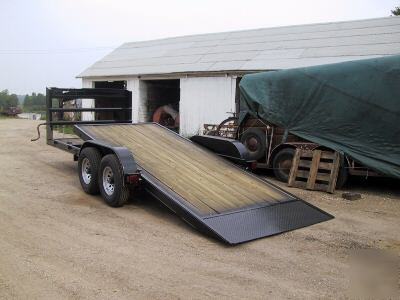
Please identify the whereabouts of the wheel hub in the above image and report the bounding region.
[279,159,292,174]
[81,158,92,184]
[246,137,259,152]
[102,166,115,196]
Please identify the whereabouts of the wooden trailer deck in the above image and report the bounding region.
[78,123,291,215]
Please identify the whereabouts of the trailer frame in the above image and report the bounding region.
[43,87,333,245]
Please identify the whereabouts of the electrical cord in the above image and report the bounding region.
[31,123,47,141]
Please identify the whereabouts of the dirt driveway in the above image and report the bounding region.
[0,119,399,299]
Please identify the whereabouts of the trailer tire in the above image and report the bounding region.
[99,154,129,207]
[240,128,266,161]
[78,147,102,195]
[272,147,295,183]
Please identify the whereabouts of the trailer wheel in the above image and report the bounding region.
[99,154,129,207]
[78,147,102,195]
[272,147,295,182]
[240,128,267,161]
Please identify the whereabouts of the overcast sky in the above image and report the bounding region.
[1,0,398,94]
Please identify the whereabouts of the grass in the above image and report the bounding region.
[0,114,15,120]
[56,125,75,134]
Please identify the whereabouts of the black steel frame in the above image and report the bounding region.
[46,87,132,155]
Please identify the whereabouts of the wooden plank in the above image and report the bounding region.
[295,170,310,179]
[318,161,334,170]
[298,160,312,169]
[298,150,314,158]
[313,183,330,192]
[316,172,331,182]
[112,125,256,210]
[327,152,340,193]
[301,150,335,160]
[320,151,335,160]
[293,181,307,189]
[288,149,301,186]
[140,125,283,200]
[82,124,291,214]
[306,150,321,190]
[299,160,332,170]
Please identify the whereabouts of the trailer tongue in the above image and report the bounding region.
[75,123,332,244]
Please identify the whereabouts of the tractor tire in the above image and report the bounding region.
[272,147,295,183]
[78,147,102,195]
[99,154,129,207]
[240,128,267,161]
[335,160,349,189]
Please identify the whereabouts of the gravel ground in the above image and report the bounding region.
[0,119,399,299]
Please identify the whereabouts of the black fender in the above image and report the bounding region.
[190,135,252,165]
[79,140,139,176]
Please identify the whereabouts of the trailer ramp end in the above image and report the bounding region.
[202,201,331,244]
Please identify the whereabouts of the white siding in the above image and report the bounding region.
[127,78,139,122]
[81,79,94,120]
[180,76,236,136]
[138,80,148,122]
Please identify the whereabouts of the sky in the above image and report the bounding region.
[0,0,398,95]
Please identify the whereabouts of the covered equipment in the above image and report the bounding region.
[239,55,400,179]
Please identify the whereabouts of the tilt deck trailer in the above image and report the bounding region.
[43,87,332,245]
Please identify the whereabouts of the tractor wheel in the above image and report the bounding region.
[272,147,295,183]
[240,128,267,161]
[335,159,349,189]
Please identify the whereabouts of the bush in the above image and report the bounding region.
[0,90,19,112]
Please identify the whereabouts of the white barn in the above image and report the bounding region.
[78,16,400,136]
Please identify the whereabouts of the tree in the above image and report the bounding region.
[0,90,8,112]
[0,90,19,112]
[392,6,400,16]
[8,94,18,107]
[23,92,46,112]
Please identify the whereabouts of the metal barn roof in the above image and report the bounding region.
[78,17,400,78]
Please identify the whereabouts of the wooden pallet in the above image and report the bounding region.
[288,149,340,193]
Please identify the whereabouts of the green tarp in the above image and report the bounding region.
[239,55,400,179]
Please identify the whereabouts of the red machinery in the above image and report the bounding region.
[152,105,179,129]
